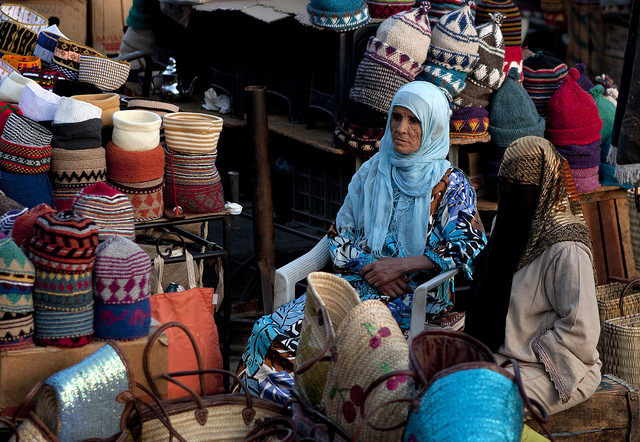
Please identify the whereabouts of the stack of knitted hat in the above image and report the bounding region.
[0,236,35,351]
[588,83,619,186]
[70,93,121,144]
[49,97,106,210]
[307,0,370,31]
[26,211,99,347]
[106,110,165,221]
[339,2,432,157]
[163,112,226,214]
[93,235,151,341]
[0,112,55,208]
[546,67,603,194]
[421,0,480,99]
[522,51,568,120]
[427,0,477,29]
[71,182,136,242]
[475,0,522,80]
[450,12,505,141]
[484,67,545,199]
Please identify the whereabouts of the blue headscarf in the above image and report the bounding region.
[336,81,451,257]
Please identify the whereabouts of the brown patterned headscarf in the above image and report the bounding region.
[499,135,593,270]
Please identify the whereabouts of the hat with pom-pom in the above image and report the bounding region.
[422,1,480,96]
[307,0,371,31]
[453,12,505,108]
[522,51,568,119]
[589,84,615,145]
[574,63,595,91]
[427,0,477,29]
[546,67,603,147]
[488,67,545,149]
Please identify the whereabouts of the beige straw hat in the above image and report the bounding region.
[163,112,223,155]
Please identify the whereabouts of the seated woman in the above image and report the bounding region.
[237,81,487,402]
[464,136,602,416]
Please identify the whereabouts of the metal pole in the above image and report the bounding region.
[245,85,275,314]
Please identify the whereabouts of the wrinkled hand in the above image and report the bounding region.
[377,277,412,298]
[361,257,409,289]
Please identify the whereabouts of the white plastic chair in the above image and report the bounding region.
[273,235,460,339]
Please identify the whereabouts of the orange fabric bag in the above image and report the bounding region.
[150,251,224,398]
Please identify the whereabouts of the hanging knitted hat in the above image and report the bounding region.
[0,207,27,236]
[488,67,545,149]
[546,67,602,147]
[453,12,505,108]
[422,1,480,97]
[93,236,151,341]
[450,106,490,140]
[11,203,56,247]
[589,84,615,146]
[27,211,98,348]
[307,0,371,31]
[71,93,121,127]
[428,0,477,29]
[18,82,61,122]
[522,51,568,119]
[366,0,414,19]
[574,63,595,91]
[71,182,136,242]
[0,113,53,175]
[0,236,35,351]
[0,169,55,209]
[350,3,432,114]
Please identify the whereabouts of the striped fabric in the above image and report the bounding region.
[164,148,219,186]
[33,301,94,341]
[3,112,52,147]
[0,207,28,237]
[523,54,568,119]
[71,182,136,242]
[33,268,93,307]
[53,186,82,211]
[78,55,131,92]
[475,0,521,46]
[0,3,48,33]
[0,312,34,351]
[163,112,223,155]
[0,138,52,174]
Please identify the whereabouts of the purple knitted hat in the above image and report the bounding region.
[574,63,595,92]
[555,140,601,169]
[450,106,490,140]
[571,165,600,194]
[93,235,151,341]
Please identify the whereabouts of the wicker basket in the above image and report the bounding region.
[627,187,640,275]
[596,279,640,357]
[602,313,640,388]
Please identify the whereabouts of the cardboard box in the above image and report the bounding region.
[89,0,133,55]
[21,0,88,45]
[0,336,168,413]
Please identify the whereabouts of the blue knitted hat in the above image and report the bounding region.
[307,0,371,31]
[489,67,545,149]
[0,169,55,209]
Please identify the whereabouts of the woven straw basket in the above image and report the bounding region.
[78,54,131,91]
[163,112,224,155]
[628,188,640,275]
[0,3,48,32]
[321,300,410,442]
[602,313,640,387]
[294,272,361,408]
[596,279,640,357]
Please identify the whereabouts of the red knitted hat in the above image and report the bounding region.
[546,67,602,146]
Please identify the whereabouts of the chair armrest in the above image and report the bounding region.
[409,268,461,339]
[273,235,331,311]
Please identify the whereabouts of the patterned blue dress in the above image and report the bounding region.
[236,168,486,404]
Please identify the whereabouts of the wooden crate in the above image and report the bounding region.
[580,186,636,283]
[527,375,640,441]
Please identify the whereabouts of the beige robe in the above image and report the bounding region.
[495,241,602,416]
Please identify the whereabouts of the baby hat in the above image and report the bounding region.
[0,113,53,175]
[428,0,477,29]
[366,0,414,19]
[421,1,480,97]
[546,67,602,147]
[522,51,568,119]
[453,12,505,108]
[350,3,432,114]
[71,182,136,242]
[93,236,151,341]
[0,236,35,351]
[589,84,616,145]
[27,210,98,348]
[489,67,545,149]
[307,0,370,31]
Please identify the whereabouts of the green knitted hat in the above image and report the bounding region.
[589,84,615,146]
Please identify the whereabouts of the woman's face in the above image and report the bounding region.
[390,106,422,154]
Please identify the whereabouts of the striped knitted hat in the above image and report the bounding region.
[0,112,53,175]
[93,236,151,341]
[453,12,505,108]
[307,0,371,31]
[333,114,385,158]
[428,0,477,29]
[475,0,520,46]
[71,182,136,242]
[366,0,414,19]
[0,311,34,351]
[522,51,568,119]
[0,236,35,314]
[422,1,480,97]
[546,67,602,147]
[0,206,27,236]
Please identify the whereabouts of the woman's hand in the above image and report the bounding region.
[361,256,434,290]
[378,277,412,298]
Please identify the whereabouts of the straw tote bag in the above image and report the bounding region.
[596,278,640,356]
[126,322,288,441]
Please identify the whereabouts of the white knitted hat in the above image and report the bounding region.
[0,71,38,103]
[53,97,102,124]
[19,83,61,122]
[374,3,432,65]
[111,110,161,152]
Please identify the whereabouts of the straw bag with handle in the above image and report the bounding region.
[125,321,288,441]
[596,278,640,356]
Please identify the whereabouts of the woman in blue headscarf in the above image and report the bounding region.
[237,81,487,403]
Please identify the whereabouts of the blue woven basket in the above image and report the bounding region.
[404,361,524,442]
